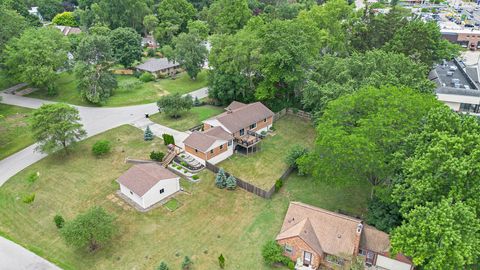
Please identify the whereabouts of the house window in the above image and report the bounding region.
[195,149,198,153]
[264,118,267,122]
[239,129,245,136]
[359,249,367,256]
[250,123,257,129]
[228,140,232,146]
[220,145,223,150]
[284,245,293,254]
[159,188,164,194]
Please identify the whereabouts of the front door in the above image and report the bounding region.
[303,251,312,266]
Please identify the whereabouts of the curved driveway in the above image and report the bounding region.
[0,87,208,270]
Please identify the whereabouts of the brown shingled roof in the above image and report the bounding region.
[208,102,274,133]
[183,131,223,152]
[360,225,390,254]
[204,126,233,141]
[117,164,178,196]
[225,101,246,111]
[276,202,362,257]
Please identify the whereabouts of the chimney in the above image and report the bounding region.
[227,108,232,114]
[353,221,363,256]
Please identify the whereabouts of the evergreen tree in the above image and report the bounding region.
[218,253,225,269]
[215,168,227,188]
[144,126,154,141]
[226,175,237,190]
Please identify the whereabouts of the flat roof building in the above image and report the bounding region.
[430,58,480,113]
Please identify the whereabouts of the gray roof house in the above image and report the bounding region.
[135,58,180,76]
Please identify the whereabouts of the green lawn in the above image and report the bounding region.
[0,104,34,160]
[150,105,224,131]
[218,115,316,190]
[0,124,371,270]
[26,70,208,107]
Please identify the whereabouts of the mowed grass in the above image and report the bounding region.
[0,104,34,160]
[150,105,224,131]
[219,115,316,190]
[27,70,208,107]
[0,124,371,270]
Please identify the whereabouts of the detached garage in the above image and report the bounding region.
[117,163,180,209]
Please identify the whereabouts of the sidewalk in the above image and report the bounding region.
[0,237,60,270]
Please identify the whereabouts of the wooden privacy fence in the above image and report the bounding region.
[205,161,294,199]
[274,108,312,121]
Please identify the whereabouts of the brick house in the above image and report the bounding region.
[182,101,274,165]
[276,202,414,270]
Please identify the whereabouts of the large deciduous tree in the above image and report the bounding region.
[109,27,142,67]
[61,206,117,252]
[173,32,207,80]
[52,11,78,26]
[301,50,436,115]
[391,199,480,270]
[3,27,70,95]
[207,0,251,34]
[30,103,86,154]
[38,0,64,21]
[384,20,459,67]
[297,86,441,189]
[154,0,195,46]
[97,0,150,32]
[0,7,28,51]
[75,34,116,104]
[156,93,193,118]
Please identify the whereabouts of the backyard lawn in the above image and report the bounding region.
[218,115,316,190]
[26,70,208,107]
[150,105,224,131]
[0,104,34,160]
[0,124,371,270]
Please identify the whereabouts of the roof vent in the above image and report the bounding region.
[227,109,232,114]
[337,234,341,239]
[356,223,364,234]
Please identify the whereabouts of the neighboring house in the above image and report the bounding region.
[276,202,414,270]
[117,163,180,209]
[182,101,274,165]
[135,58,181,78]
[430,58,480,113]
[54,25,82,36]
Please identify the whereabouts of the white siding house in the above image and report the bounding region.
[117,164,180,209]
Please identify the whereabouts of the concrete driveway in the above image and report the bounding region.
[0,86,209,269]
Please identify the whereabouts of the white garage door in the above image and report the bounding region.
[376,255,411,270]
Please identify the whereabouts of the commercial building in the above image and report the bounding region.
[430,59,480,113]
[441,28,480,50]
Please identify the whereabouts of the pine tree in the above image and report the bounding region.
[144,126,154,141]
[215,168,227,189]
[226,175,237,190]
[156,261,169,270]
[218,254,225,269]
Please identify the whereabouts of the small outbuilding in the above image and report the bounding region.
[135,58,181,78]
[117,163,180,209]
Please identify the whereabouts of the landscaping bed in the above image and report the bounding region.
[218,115,316,190]
[0,104,34,160]
[26,70,208,107]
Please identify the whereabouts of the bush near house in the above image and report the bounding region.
[92,140,111,156]
[215,168,227,188]
[275,179,283,192]
[226,175,237,190]
[162,134,175,145]
[150,151,165,161]
[139,72,155,82]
